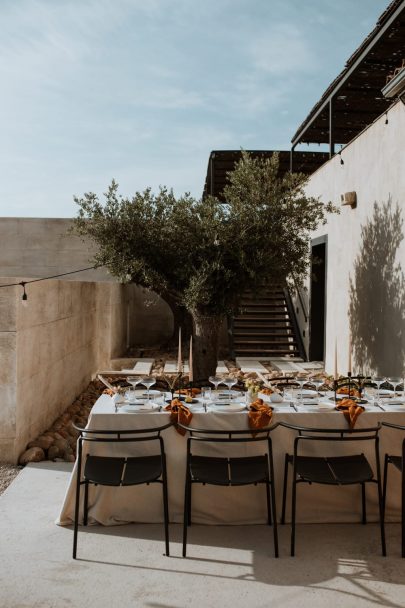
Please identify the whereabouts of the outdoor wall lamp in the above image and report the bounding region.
[382,65,405,106]
[341,191,357,209]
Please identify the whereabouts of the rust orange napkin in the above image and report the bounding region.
[336,398,364,428]
[165,398,193,435]
[248,398,273,431]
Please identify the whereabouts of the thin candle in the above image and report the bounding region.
[348,332,352,374]
[189,336,193,383]
[334,339,338,380]
[177,327,182,372]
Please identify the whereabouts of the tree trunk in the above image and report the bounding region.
[162,294,193,348]
[191,311,223,383]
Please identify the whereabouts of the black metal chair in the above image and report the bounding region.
[280,421,386,556]
[382,421,405,556]
[178,422,279,558]
[72,421,172,559]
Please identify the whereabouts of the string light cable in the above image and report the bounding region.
[0,266,102,303]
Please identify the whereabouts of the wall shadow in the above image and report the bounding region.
[349,199,405,376]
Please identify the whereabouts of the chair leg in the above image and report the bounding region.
[281,453,289,525]
[187,481,192,527]
[401,464,405,557]
[162,456,170,557]
[182,474,191,557]
[375,440,386,557]
[268,454,279,558]
[361,483,366,525]
[382,454,389,521]
[83,481,89,526]
[73,442,82,560]
[265,478,272,526]
[290,479,297,556]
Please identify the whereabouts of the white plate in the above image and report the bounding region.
[138,389,161,397]
[120,403,160,413]
[210,403,246,413]
[214,390,241,398]
[299,389,318,398]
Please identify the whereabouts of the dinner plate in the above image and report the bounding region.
[210,402,246,413]
[214,390,241,398]
[299,389,318,398]
[120,403,160,413]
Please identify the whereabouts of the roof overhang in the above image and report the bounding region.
[291,0,405,147]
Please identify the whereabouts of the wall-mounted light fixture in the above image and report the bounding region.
[341,191,357,209]
[382,65,405,106]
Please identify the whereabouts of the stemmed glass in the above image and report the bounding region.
[127,376,142,400]
[387,376,403,397]
[372,376,386,400]
[141,376,156,402]
[224,376,238,401]
[295,377,308,402]
[311,378,324,397]
[201,387,212,412]
[209,376,222,394]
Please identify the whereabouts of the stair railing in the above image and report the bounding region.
[292,277,308,324]
[283,286,307,361]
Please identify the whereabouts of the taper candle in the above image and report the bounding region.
[177,327,182,372]
[334,339,338,380]
[189,336,193,383]
[348,332,352,374]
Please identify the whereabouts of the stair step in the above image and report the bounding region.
[241,304,287,311]
[234,313,289,320]
[235,349,300,355]
[233,331,294,337]
[234,339,298,346]
[234,320,293,327]
[240,302,286,308]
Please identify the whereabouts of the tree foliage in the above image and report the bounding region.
[73,151,336,319]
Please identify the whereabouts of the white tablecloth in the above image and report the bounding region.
[57,394,404,526]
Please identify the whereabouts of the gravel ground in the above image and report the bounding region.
[0,464,22,496]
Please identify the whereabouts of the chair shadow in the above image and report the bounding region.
[72,521,404,606]
[349,199,405,375]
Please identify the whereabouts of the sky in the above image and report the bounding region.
[0,0,390,218]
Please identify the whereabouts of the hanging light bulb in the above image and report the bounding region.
[20,282,28,307]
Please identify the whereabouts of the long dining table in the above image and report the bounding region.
[57,392,404,527]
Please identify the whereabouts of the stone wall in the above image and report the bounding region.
[299,99,405,375]
[0,278,128,463]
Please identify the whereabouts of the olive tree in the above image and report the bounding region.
[73,152,336,380]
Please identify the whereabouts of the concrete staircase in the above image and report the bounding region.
[232,286,303,358]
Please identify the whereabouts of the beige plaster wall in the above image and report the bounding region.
[301,100,405,376]
[0,278,129,463]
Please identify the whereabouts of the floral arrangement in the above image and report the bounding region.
[244,378,262,394]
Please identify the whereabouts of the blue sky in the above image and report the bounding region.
[0,0,389,217]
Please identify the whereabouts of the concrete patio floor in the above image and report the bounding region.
[0,464,404,608]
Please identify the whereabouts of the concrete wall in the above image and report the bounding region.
[300,100,405,376]
[0,218,175,348]
[0,278,129,463]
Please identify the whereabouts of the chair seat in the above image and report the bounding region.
[190,455,268,486]
[84,455,162,486]
[388,455,403,472]
[296,454,373,485]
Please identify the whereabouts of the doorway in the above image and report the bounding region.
[309,236,327,361]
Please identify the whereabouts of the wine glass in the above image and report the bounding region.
[209,376,222,393]
[295,377,307,401]
[140,376,156,401]
[372,376,385,399]
[387,376,403,397]
[127,376,142,398]
[224,376,238,401]
[201,386,211,412]
[311,378,324,397]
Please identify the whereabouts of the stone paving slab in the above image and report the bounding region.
[236,359,268,373]
[216,361,229,374]
[163,361,190,373]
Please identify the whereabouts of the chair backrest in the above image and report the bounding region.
[177,422,278,453]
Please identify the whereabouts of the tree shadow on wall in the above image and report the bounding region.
[349,199,405,376]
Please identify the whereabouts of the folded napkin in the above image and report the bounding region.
[165,398,193,435]
[335,398,364,428]
[248,398,273,431]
